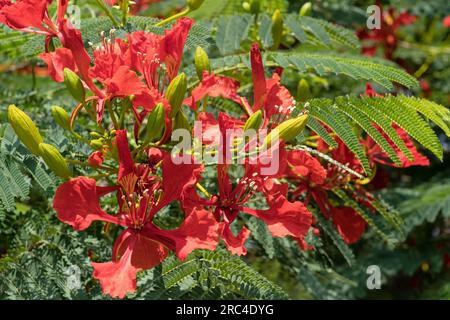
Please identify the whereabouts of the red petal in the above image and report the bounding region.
[53,177,120,230]
[444,16,450,28]
[220,223,250,256]
[365,123,429,168]
[56,0,68,23]
[183,72,242,110]
[88,151,104,168]
[0,0,48,30]
[156,154,203,209]
[264,73,294,118]
[115,130,136,181]
[58,20,103,97]
[145,209,219,260]
[104,65,145,97]
[92,230,168,298]
[250,43,266,110]
[39,48,77,83]
[160,17,193,80]
[89,38,128,82]
[285,150,327,186]
[330,207,366,244]
[242,182,312,239]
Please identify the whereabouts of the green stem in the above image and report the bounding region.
[95,0,120,27]
[71,130,91,145]
[65,159,116,173]
[155,8,190,27]
[106,101,120,130]
[121,0,129,26]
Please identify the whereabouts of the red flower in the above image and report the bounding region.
[88,151,104,168]
[183,113,313,255]
[40,18,193,125]
[53,130,218,298]
[184,43,296,126]
[364,123,430,168]
[444,16,450,28]
[285,150,327,196]
[249,43,295,124]
[357,6,416,60]
[0,0,67,50]
[363,84,429,168]
[183,71,243,111]
[0,0,51,32]
[282,149,366,244]
[40,47,77,83]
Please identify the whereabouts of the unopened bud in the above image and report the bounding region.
[243,0,260,14]
[187,0,204,11]
[299,2,312,16]
[195,46,210,80]
[7,105,43,155]
[266,114,308,145]
[243,110,263,132]
[271,10,283,50]
[142,103,165,143]
[38,143,71,179]
[296,79,311,102]
[173,110,191,131]
[166,73,187,118]
[89,132,103,138]
[51,106,71,131]
[90,138,104,150]
[64,68,85,103]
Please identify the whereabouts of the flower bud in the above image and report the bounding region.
[299,2,312,16]
[243,0,260,14]
[7,105,43,155]
[166,73,187,118]
[296,79,311,102]
[195,46,211,80]
[271,10,283,50]
[90,138,104,150]
[142,103,165,143]
[173,110,191,132]
[243,110,263,132]
[64,68,85,103]
[266,114,308,145]
[187,0,204,11]
[38,143,71,179]
[51,106,71,131]
[89,132,103,138]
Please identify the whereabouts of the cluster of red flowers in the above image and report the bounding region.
[0,0,430,298]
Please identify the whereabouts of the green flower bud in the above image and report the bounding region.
[266,114,309,146]
[243,110,263,132]
[64,68,85,103]
[90,138,104,150]
[187,0,204,11]
[195,46,211,80]
[296,79,311,102]
[38,143,71,179]
[7,105,43,155]
[51,106,71,131]
[173,110,191,132]
[89,132,103,138]
[271,9,283,50]
[299,2,312,16]
[243,0,260,14]
[166,73,187,118]
[142,103,166,143]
